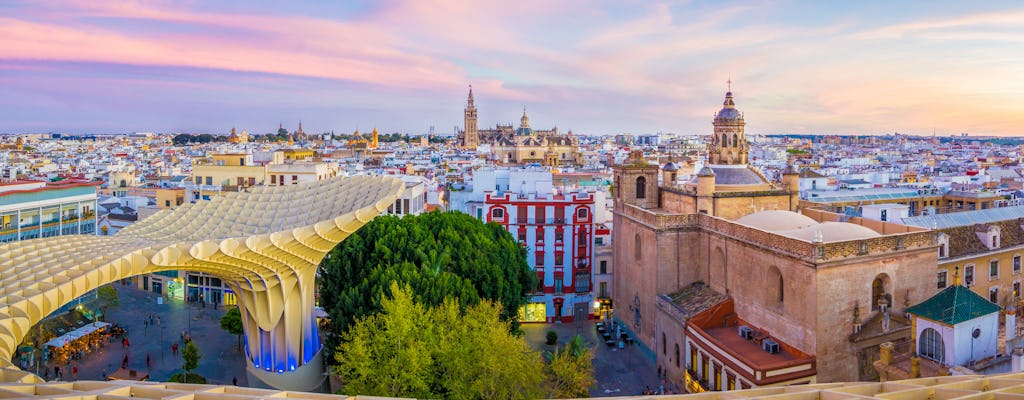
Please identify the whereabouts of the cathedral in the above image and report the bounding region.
[459,86,582,167]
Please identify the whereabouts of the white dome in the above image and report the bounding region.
[781,222,881,243]
[735,210,818,232]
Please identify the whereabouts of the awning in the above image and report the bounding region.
[45,321,111,348]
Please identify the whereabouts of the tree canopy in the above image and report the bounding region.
[545,334,596,398]
[219,307,244,350]
[318,211,535,361]
[333,283,546,399]
[181,341,202,381]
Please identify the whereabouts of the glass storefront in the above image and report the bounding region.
[519,302,547,323]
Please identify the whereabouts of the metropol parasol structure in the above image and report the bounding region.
[0,175,404,392]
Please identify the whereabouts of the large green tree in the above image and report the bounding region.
[333,283,545,399]
[318,211,535,359]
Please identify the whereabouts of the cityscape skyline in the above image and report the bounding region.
[2,1,1024,136]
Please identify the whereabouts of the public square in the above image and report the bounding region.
[521,317,674,397]
[37,283,249,386]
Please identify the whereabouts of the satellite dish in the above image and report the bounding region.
[973,328,981,338]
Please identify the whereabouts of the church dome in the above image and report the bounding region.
[663,162,679,171]
[714,92,743,122]
[736,210,817,232]
[782,222,882,243]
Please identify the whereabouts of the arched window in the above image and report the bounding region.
[636,176,646,199]
[767,266,784,306]
[675,343,680,368]
[733,134,738,148]
[919,328,945,363]
[119,180,127,188]
[634,233,642,260]
[722,133,728,147]
[872,274,892,311]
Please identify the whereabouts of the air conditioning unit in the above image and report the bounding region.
[738,325,753,340]
[762,338,780,354]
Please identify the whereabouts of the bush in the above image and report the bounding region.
[546,330,558,345]
[168,372,207,384]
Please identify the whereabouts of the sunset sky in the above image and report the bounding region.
[1,1,1022,136]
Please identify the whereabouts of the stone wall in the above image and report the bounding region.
[615,202,940,383]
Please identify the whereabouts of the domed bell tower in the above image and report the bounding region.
[710,88,747,166]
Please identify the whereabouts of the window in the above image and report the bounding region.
[554,279,563,294]
[165,200,171,207]
[575,271,590,293]
[662,333,667,355]
[965,265,975,287]
[599,282,608,298]
[595,237,604,245]
[1015,281,1021,299]
[600,260,607,274]
[919,327,945,363]
[555,231,563,241]
[492,208,504,219]
[635,176,646,199]
[519,232,526,242]
[880,209,888,221]
[675,343,680,368]
[205,176,212,185]
[555,256,563,266]
[990,260,1000,279]
[990,287,999,304]
[1015,255,1021,274]
[577,208,588,219]
[937,271,947,289]
[194,177,201,184]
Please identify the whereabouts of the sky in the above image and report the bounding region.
[1,1,1023,137]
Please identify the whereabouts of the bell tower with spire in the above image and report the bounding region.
[710,81,748,165]
[462,85,479,148]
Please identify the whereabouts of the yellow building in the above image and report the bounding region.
[189,153,266,201]
[282,148,315,161]
[903,207,1024,307]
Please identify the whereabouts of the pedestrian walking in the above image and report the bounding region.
[232,377,237,386]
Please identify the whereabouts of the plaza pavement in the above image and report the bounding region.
[42,283,249,386]
[521,317,676,397]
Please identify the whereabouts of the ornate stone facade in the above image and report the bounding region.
[458,87,582,166]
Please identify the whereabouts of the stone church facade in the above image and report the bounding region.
[612,91,940,387]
